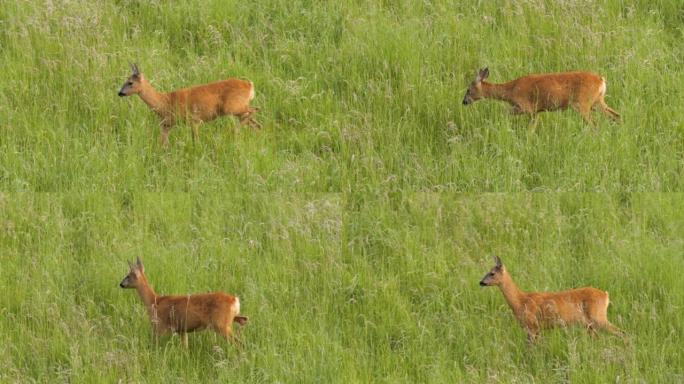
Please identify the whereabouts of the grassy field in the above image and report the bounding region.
[1,0,684,383]
[1,193,683,382]
[2,0,684,191]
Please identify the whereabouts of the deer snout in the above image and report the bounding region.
[479,280,487,286]
[118,91,125,97]
[463,97,472,105]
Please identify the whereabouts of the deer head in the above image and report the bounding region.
[462,67,489,105]
[118,64,144,97]
[479,255,504,286]
[119,256,146,288]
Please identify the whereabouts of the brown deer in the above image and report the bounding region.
[463,68,620,124]
[118,64,260,146]
[479,256,623,342]
[119,257,248,347]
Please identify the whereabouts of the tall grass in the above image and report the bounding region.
[1,193,683,382]
[1,1,683,191]
[1,0,684,382]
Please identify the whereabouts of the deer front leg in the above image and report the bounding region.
[160,121,173,147]
[526,328,540,343]
[190,118,201,144]
[152,326,170,345]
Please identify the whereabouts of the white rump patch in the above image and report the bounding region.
[599,78,607,96]
[249,83,255,101]
[234,297,241,314]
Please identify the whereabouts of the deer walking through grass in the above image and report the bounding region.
[119,257,248,347]
[118,64,260,146]
[463,68,620,126]
[479,256,624,342]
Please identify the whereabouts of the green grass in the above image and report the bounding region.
[1,0,684,382]
[1,193,683,382]
[2,1,684,191]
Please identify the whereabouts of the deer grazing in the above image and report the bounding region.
[118,64,260,146]
[463,68,620,124]
[119,257,248,347]
[479,256,623,342]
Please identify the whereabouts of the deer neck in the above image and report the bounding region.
[498,272,524,314]
[481,81,516,104]
[134,276,158,311]
[137,80,168,115]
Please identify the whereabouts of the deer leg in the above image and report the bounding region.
[234,315,248,326]
[596,100,621,122]
[526,331,539,343]
[189,118,202,144]
[599,322,625,337]
[191,124,199,143]
[180,332,189,348]
[586,323,599,338]
[528,113,540,131]
[160,123,173,147]
[152,326,170,346]
[216,323,240,345]
[239,109,261,130]
[525,325,540,343]
[573,103,594,125]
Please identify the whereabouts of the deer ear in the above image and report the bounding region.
[127,260,135,270]
[479,67,489,80]
[494,255,502,268]
[131,63,140,76]
[136,256,144,271]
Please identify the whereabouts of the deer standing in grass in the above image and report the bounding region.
[463,68,620,125]
[119,257,248,347]
[118,64,260,146]
[479,256,623,342]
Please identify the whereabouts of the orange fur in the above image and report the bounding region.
[480,256,623,342]
[118,64,260,146]
[119,257,247,347]
[463,68,620,123]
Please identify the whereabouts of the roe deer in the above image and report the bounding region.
[119,257,248,347]
[118,64,261,146]
[463,68,620,124]
[479,256,623,342]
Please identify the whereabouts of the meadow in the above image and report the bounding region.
[1,0,684,382]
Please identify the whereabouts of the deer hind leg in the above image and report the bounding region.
[595,99,621,122]
[588,296,625,338]
[238,107,261,129]
[601,322,624,336]
[216,321,244,349]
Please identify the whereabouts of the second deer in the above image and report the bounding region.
[119,257,248,347]
[118,64,261,146]
[463,68,620,125]
[479,256,623,342]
